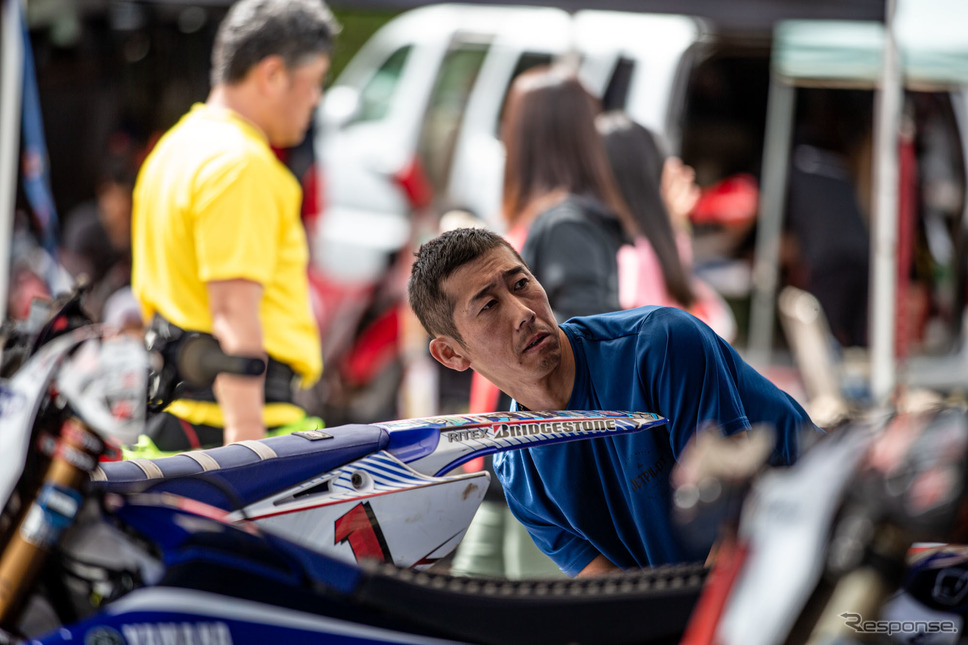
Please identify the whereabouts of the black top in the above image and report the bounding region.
[520,193,628,323]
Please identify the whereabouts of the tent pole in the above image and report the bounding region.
[0,0,24,325]
[748,73,795,368]
[869,0,901,405]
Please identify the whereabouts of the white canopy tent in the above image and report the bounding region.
[747,0,968,404]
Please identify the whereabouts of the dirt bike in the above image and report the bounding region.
[0,293,706,644]
[675,402,968,645]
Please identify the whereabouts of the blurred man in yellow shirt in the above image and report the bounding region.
[132,0,336,448]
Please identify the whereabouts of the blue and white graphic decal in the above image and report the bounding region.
[390,410,667,477]
[239,451,465,520]
[328,452,440,496]
[233,452,488,569]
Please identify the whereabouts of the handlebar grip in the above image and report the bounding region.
[177,333,266,387]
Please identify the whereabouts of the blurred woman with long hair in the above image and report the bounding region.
[500,65,637,322]
[597,111,736,341]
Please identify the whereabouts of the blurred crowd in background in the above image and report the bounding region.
[9,0,968,432]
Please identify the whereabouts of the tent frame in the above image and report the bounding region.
[748,0,906,406]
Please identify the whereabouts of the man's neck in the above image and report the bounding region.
[512,327,576,412]
[206,85,268,141]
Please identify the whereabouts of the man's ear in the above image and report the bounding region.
[254,55,287,93]
[429,336,471,372]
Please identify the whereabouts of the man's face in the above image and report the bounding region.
[432,245,562,392]
[268,53,330,147]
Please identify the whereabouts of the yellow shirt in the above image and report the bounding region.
[131,104,322,427]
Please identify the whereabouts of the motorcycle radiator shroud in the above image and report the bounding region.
[93,410,668,569]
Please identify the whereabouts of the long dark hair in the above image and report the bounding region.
[500,66,636,236]
[597,111,696,307]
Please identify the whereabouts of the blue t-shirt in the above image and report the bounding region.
[493,306,819,576]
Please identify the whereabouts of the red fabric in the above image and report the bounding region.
[306,268,375,349]
[690,174,759,226]
[679,536,749,645]
[394,157,434,209]
[342,307,400,386]
[300,162,321,235]
[895,130,919,361]
[469,371,502,415]
[179,418,202,450]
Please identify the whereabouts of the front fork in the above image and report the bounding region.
[0,418,104,631]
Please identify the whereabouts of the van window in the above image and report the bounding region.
[351,45,412,125]
[494,52,555,135]
[602,57,636,113]
[418,40,491,194]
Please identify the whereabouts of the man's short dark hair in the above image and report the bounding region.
[211,0,339,87]
[408,227,523,343]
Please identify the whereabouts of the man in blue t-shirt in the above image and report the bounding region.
[408,228,820,577]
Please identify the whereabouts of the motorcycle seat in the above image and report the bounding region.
[91,424,389,511]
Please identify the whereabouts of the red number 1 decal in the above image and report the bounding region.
[334,501,393,562]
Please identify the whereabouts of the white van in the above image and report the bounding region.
[311,5,702,281]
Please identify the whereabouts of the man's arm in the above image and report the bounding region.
[577,554,621,578]
[207,278,266,444]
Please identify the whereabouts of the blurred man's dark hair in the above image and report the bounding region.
[210,0,339,87]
